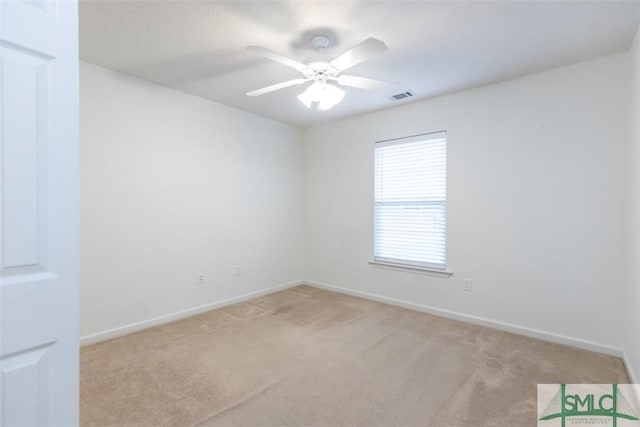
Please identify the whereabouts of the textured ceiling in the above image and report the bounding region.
[80,0,639,128]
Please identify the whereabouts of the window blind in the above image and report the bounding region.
[374,131,447,270]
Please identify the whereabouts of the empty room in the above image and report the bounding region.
[2,0,640,426]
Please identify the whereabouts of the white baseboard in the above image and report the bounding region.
[80,280,304,346]
[624,351,640,384]
[306,279,623,358]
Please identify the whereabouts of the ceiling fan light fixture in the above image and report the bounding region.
[297,81,321,108]
[297,81,345,111]
[318,83,345,110]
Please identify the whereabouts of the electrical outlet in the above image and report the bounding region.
[464,278,472,292]
[197,272,205,286]
[235,265,242,277]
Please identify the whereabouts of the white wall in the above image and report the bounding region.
[303,53,629,354]
[625,25,640,381]
[80,62,304,342]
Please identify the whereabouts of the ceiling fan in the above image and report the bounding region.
[245,35,397,111]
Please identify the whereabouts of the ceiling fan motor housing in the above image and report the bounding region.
[304,62,339,82]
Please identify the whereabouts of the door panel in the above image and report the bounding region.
[2,343,56,426]
[0,0,79,425]
[1,44,53,270]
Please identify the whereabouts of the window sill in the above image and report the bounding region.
[368,260,453,278]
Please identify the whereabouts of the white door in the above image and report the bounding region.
[0,0,79,425]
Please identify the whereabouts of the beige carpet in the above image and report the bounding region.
[81,285,628,426]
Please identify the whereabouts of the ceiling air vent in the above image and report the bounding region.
[390,90,415,101]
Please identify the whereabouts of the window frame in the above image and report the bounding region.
[371,131,451,276]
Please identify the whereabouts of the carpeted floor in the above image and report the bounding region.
[81,285,628,426]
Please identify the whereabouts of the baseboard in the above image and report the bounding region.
[623,351,640,384]
[80,280,304,346]
[306,279,623,358]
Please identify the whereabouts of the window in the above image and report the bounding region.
[374,131,447,270]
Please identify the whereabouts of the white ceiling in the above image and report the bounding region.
[80,0,639,128]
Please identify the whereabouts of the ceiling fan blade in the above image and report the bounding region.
[246,78,307,96]
[330,37,388,72]
[337,75,398,91]
[246,46,308,72]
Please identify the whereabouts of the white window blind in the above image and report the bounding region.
[374,131,447,270]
